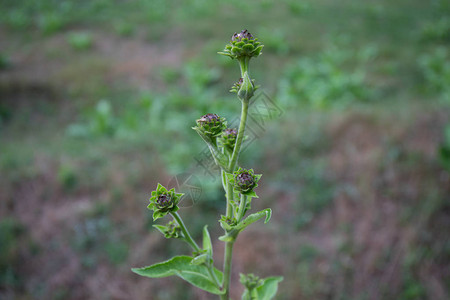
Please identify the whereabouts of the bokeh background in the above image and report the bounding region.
[1,0,450,299]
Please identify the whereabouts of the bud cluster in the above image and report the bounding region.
[193,113,227,139]
[219,128,238,151]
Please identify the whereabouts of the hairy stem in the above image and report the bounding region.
[236,194,247,222]
[228,99,249,172]
[220,240,235,300]
[171,212,200,253]
[226,178,235,218]
[222,170,233,218]
[207,263,222,289]
[221,83,252,298]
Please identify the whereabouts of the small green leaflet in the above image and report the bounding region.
[219,208,272,241]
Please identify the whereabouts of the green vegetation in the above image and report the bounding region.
[0,0,448,299]
[67,32,93,51]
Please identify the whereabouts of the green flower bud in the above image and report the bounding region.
[219,215,238,231]
[156,194,173,210]
[218,29,264,60]
[230,168,262,195]
[236,172,256,192]
[194,113,227,138]
[219,128,238,151]
[154,220,182,239]
[240,273,263,291]
[148,184,184,220]
[238,71,255,102]
[230,77,243,93]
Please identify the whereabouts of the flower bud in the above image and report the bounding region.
[231,168,262,195]
[195,113,227,137]
[156,193,173,210]
[148,184,184,220]
[236,172,256,192]
[240,273,263,291]
[218,29,264,60]
[238,72,255,101]
[153,220,183,239]
[230,77,243,93]
[165,221,182,238]
[219,128,238,151]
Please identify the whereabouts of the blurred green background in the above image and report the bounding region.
[1,0,449,299]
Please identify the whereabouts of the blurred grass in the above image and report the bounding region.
[0,0,449,299]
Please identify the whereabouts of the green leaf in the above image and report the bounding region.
[218,233,236,242]
[255,276,283,300]
[234,208,272,232]
[244,190,259,198]
[191,253,208,265]
[218,51,233,58]
[203,225,213,257]
[176,270,223,295]
[225,172,235,184]
[219,209,272,241]
[152,210,166,221]
[241,289,251,300]
[132,256,224,295]
[219,219,234,231]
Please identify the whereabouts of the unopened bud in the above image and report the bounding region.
[148,184,184,220]
[195,113,227,137]
[218,29,264,60]
[232,168,261,195]
[219,128,238,150]
[238,72,255,101]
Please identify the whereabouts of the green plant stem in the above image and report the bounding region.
[171,212,222,289]
[220,240,235,300]
[226,178,234,218]
[207,262,222,289]
[236,194,247,222]
[222,170,232,217]
[221,85,251,299]
[171,212,200,253]
[238,57,250,75]
[228,99,249,172]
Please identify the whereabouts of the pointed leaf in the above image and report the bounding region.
[234,208,272,232]
[219,219,233,231]
[191,253,208,265]
[176,270,224,295]
[203,225,213,257]
[244,190,259,198]
[152,210,165,221]
[132,256,224,295]
[132,256,190,278]
[218,234,236,242]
